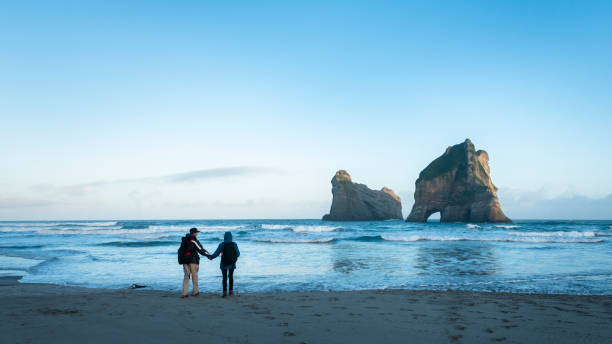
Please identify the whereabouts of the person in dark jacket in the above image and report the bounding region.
[208,231,240,297]
[181,227,209,298]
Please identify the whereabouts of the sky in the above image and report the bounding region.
[1,1,611,220]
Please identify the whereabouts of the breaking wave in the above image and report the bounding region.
[55,222,117,227]
[260,224,341,232]
[97,241,176,247]
[494,225,521,229]
[382,234,464,242]
[253,238,335,243]
[291,225,341,233]
[508,231,596,237]
[261,224,291,230]
[466,224,481,229]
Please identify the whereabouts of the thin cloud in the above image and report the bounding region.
[0,194,59,209]
[159,167,277,183]
[31,166,279,196]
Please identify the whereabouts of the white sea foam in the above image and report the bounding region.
[1,226,119,234]
[261,224,342,232]
[508,231,596,238]
[261,224,291,230]
[292,225,341,233]
[494,225,521,229]
[35,228,165,235]
[57,222,118,227]
[2,221,118,228]
[466,224,481,229]
[148,225,191,231]
[253,237,335,243]
[0,227,37,233]
[382,235,464,242]
[0,222,66,228]
[136,234,179,240]
[198,225,245,230]
[0,255,44,270]
[149,225,246,233]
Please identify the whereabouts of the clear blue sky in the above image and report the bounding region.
[1,1,611,220]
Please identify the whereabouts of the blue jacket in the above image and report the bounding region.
[209,232,240,270]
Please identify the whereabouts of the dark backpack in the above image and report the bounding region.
[221,243,237,266]
[177,237,192,265]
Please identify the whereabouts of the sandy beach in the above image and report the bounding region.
[1,277,611,344]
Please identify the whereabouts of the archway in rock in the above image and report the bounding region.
[426,211,441,222]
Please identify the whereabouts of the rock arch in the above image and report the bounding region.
[406,139,510,223]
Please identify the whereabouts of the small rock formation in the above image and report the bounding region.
[406,139,511,223]
[323,170,403,221]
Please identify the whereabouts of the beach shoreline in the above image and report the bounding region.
[2,277,611,343]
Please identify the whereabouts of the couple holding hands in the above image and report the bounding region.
[179,228,240,298]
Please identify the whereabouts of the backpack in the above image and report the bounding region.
[221,242,237,266]
[177,237,192,265]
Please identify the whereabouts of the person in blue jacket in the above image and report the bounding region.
[208,231,240,297]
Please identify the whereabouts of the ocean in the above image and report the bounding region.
[1,219,611,294]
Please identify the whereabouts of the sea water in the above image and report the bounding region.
[1,219,611,294]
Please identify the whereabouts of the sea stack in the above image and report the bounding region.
[406,139,511,223]
[323,170,403,221]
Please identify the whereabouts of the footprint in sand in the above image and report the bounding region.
[484,328,494,333]
[454,325,465,331]
[491,337,506,342]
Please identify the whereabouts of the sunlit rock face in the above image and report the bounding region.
[406,139,511,223]
[323,170,403,221]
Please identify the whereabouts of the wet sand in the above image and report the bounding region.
[1,277,611,343]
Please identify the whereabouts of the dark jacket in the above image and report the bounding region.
[209,232,240,269]
[182,234,208,264]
